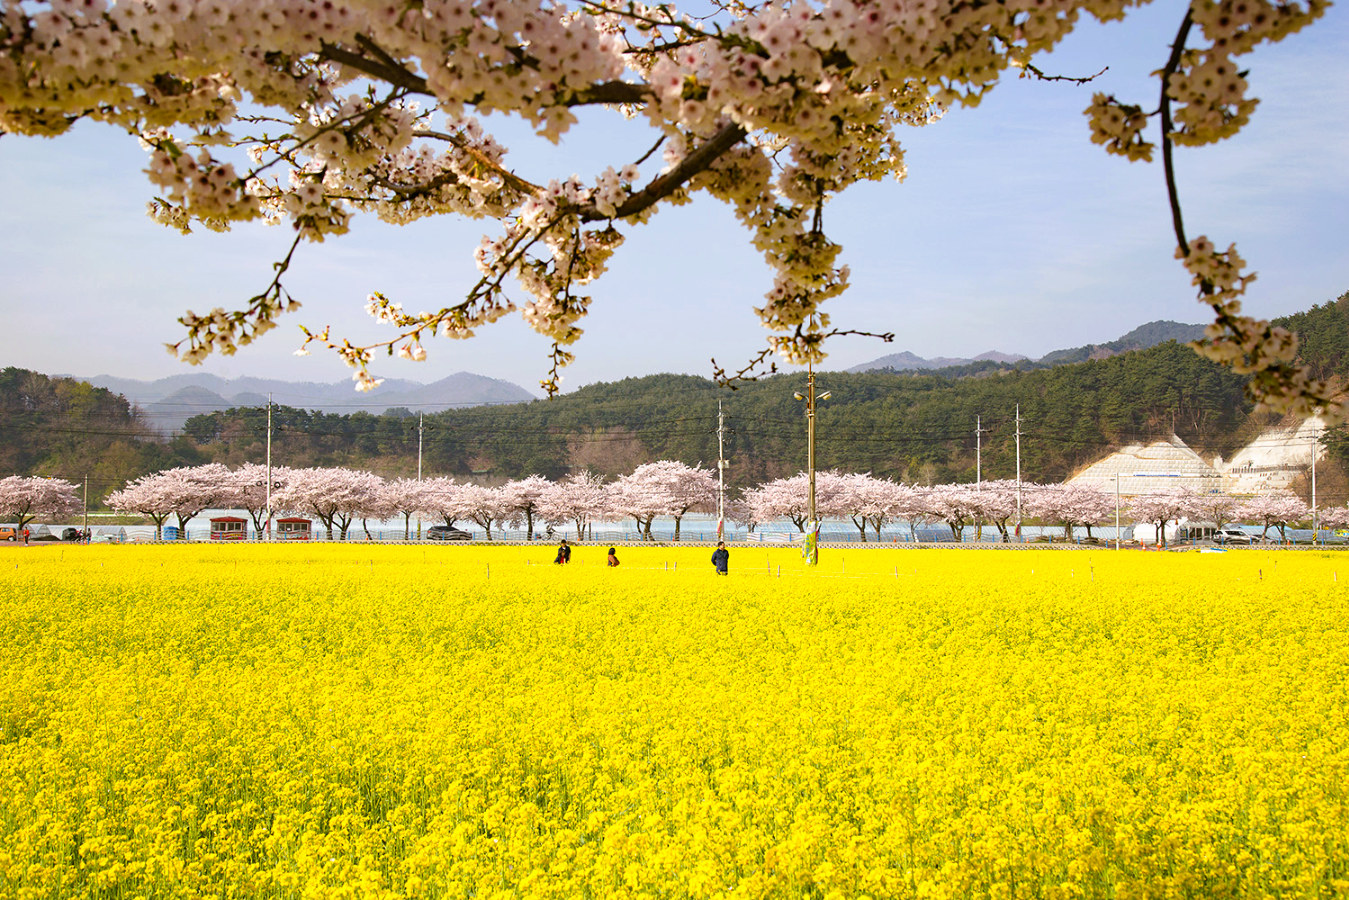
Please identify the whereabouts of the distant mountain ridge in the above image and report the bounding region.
[848,320,1205,373]
[75,372,538,433]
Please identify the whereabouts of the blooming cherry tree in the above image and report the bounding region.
[501,475,555,541]
[455,484,510,540]
[1235,490,1310,542]
[537,471,609,540]
[1190,491,1243,533]
[383,477,436,540]
[107,464,229,538]
[922,484,988,543]
[217,463,292,534]
[1027,482,1114,541]
[271,466,385,540]
[420,476,468,529]
[835,473,900,542]
[1129,488,1204,545]
[741,471,848,534]
[966,480,1025,543]
[1318,505,1349,532]
[0,475,81,532]
[890,484,939,543]
[608,461,716,541]
[0,0,1334,412]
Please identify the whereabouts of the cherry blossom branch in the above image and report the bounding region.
[580,122,748,222]
[167,229,305,364]
[1157,8,1344,420]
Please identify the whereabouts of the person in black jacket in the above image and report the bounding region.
[711,541,729,575]
[554,539,571,564]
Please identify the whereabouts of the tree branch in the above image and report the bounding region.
[319,40,432,96]
[581,121,747,221]
[1159,9,1195,260]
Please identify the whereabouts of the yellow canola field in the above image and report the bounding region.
[2,545,1348,899]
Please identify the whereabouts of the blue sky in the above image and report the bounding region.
[2,2,1345,397]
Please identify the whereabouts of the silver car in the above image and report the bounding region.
[1213,527,1258,544]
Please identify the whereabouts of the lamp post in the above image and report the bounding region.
[793,364,830,566]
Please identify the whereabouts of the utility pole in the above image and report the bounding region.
[975,415,982,486]
[82,474,88,539]
[265,393,273,542]
[417,413,424,542]
[1014,404,1022,542]
[1311,433,1318,543]
[716,400,726,541]
[793,364,830,566]
[1114,473,1121,552]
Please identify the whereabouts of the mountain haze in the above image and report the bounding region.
[848,320,1206,373]
[77,372,539,433]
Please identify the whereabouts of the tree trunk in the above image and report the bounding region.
[673,515,682,542]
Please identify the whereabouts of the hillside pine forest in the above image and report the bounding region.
[6,293,1349,509]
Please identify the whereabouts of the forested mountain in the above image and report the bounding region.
[1036,320,1208,365]
[848,319,1207,372]
[173,294,1348,489]
[171,341,1254,489]
[0,368,195,499]
[7,293,1347,497]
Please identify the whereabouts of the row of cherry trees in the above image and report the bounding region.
[72,463,1345,543]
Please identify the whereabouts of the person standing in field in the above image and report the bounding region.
[607,547,619,567]
[554,538,571,565]
[711,541,729,575]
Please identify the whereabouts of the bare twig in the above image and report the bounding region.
[711,347,778,389]
[1020,62,1108,84]
[711,329,895,389]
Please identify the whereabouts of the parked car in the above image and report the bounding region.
[0,526,16,542]
[1213,527,1258,544]
[61,527,83,542]
[426,525,472,542]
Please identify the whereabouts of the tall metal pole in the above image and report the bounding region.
[1014,404,1022,542]
[1311,434,1318,543]
[1115,473,1121,551]
[265,393,272,542]
[83,474,88,539]
[794,365,826,565]
[807,366,817,535]
[716,400,726,541]
[417,413,424,542]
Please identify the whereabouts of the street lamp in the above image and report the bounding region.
[793,364,830,566]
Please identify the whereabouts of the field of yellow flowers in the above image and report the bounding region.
[2,544,1347,899]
